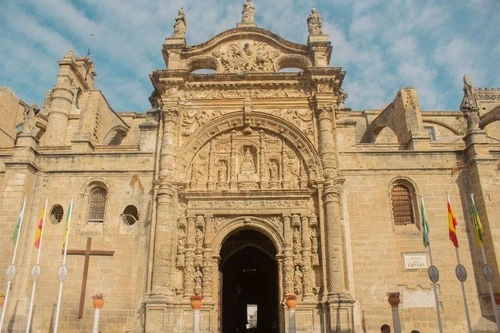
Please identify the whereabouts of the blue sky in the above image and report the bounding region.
[0,0,498,112]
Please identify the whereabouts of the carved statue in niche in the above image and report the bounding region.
[194,266,203,291]
[195,227,204,250]
[293,225,301,254]
[217,160,228,182]
[240,147,256,175]
[294,265,304,295]
[310,227,318,254]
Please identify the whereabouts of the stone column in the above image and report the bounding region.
[151,185,176,297]
[184,216,196,296]
[283,215,294,295]
[315,103,353,331]
[314,104,346,295]
[301,215,314,299]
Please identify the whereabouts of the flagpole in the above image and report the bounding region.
[454,248,472,332]
[0,196,27,331]
[26,198,48,333]
[446,192,472,332]
[426,244,443,333]
[470,194,500,331]
[421,196,443,333]
[53,198,73,333]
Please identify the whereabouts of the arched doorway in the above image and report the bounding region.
[220,230,278,333]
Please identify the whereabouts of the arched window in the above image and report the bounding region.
[88,187,107,223]
[391,184,415,225]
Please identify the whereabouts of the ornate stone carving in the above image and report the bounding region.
[294,265,304,295]
[214,217,230,231]
[172,8,186,38]
[293,225,301,255]
[193,266,203,294]
[241,0,255,24]
[188,199,310,209]
[307,8,323,35]
[212,42,280,73]
[460,75,480,132]
[176,223,186,267]
[184,86,311,99]
[268,109,314,136]
[182,109,223,136]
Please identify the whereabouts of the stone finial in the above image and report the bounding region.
[241,0,255,24]
[172,7,186,38]
[307,8,323,35]
[63,49,75,61]
[460,74,480,132]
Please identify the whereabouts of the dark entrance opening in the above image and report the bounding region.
[220,230,278,333]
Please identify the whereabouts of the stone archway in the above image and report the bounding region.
[220,229,278,333]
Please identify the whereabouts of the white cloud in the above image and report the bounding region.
[0,0,498,112]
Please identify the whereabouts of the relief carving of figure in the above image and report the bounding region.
[269,160,279,180]
[172,8,186,38]
[177,227,186,254]
[307,8,323,35]
[241,0,255,24]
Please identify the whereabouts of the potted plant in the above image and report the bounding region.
[386,291,400,307]
[92,292,105,309]
[190,294,203,310]
[285,294,298,310]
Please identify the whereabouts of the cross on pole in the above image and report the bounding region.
[65,237,114,319]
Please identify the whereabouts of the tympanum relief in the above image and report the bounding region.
[188,129,308,190]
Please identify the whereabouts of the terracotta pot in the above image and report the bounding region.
[286,298,298,310]
[388,295,400,307]
[93,298,104,309]
[495,294,500,305]
[190,299,202,310]
[0,296,4,308]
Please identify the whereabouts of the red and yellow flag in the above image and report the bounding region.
[447,196,459,247]
[34,204,46,249]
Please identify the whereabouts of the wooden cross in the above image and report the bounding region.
[65,237,114,318]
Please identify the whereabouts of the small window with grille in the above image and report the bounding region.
[391,184,415,225]
[87,187,107,223]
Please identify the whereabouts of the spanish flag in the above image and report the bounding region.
[34,203,47,249]
[447,195,459,248]
[470,194,484,247]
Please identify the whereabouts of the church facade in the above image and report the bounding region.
[1,3,500,333]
